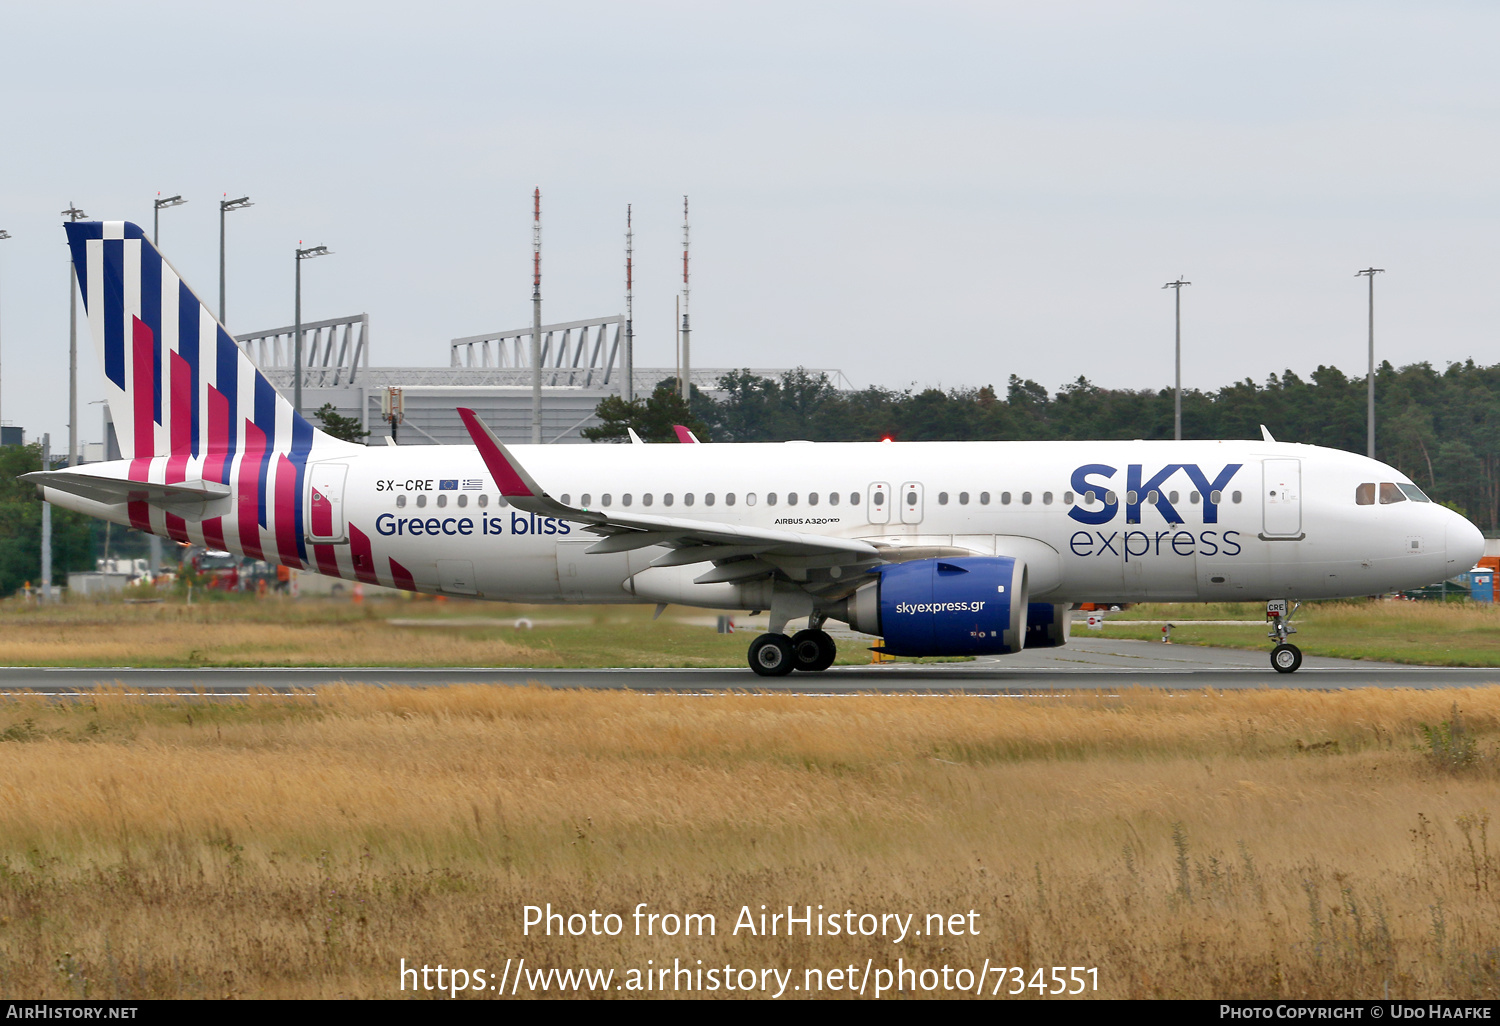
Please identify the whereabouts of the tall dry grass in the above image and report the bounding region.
[0,686,1495,998]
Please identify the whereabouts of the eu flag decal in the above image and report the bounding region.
[438,479,459,490]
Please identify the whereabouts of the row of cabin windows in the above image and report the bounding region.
[1355,482,1431,505]
[392,488,1246,509]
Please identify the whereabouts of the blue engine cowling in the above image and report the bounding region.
[846,557,1029,657]
[1024,602,1073,649]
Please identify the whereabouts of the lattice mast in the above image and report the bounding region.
[680,195,691,402]
[531,187,542,443]
[624,204,634,403]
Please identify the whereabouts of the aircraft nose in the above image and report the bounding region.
[1445,513,1485,572]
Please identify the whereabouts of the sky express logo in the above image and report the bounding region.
[1067,463,1243,526]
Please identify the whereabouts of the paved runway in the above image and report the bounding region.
[2,637,1496,694]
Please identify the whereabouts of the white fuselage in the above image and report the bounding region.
[48,437,1484,608]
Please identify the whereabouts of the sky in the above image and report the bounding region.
[1,1,1498,447]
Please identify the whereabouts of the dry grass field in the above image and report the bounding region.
[0,685,1495,999]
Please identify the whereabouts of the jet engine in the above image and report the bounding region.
[1023,602,1073,648]
[839,556,1028,657]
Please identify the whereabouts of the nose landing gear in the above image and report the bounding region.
[1267,599,1302,673]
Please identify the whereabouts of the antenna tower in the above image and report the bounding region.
[624,204,634,403]
[680,195,690,402]
[531,187,542,443]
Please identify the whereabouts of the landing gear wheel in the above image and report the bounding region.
[789,629,837,672]
[748,634,796,677]
[1271,643,1302,674]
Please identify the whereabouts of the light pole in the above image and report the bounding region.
[62,204,88,467]
[0,229,9,433]
[153,193,186,245]
[219,195,252,324]
[295,243,332,414]
[531,188,542,445]
[1355,267,1384,459]
[1162,277,1191,440]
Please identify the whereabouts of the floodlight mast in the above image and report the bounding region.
[532,188,542,444]
[0,229,9,432]
[152,193,186,246]
[294,243,332,414]
[61,203,88,467]
[1162,277,1191,441]
[1355,267,1385,459]
[219,195,253,324]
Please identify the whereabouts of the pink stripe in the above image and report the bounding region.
[389,557,416,592]
[313,543,341,579]
[348,524,379,585]
[164,353,191,543]
[203,517,226,552]
[237,420,266,561]
[274,454,301,569]
[205,385,230,483]
[132,317,155,459]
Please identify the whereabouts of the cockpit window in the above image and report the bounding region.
[1397,483,1431,503]
[1379,482,1406,504]
[1355,483,1375,505]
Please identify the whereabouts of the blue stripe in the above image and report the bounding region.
[254,374,276,527]
[140,242,163,425]
[215,327,239,484]
[290,415,314,564]
[63,222,101,309]
[180,282,200,457]
[123,223,145,240]
[102,240,124,389]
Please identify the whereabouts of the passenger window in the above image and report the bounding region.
[1105,491,1117,504]
[1232,491,1242,503]
[1042,491,1053,505]
[498,496,510,507]
[745,493,755,506]
[704,493,714,506]
[643,494,654,506]
[1209,490,1221,504]
[1063,491,1073,504]
[458,494,468,508]
[1083,491,1096,504]
[873,490,885,505]
[1168,491,1178,504]
[1021,492,1033,505]
[787,493,798,506]
[663,494,673,506]
[727,493,737,506]
[1146,490,1157,504]
[436,494,447,508]
[1355,483,1375,505]
[416,494,427,508]
[959,492,969,505]
[684,493,694,506]
[938,492,949,505]
[906,490,917,505]
[979,492,990,505]
[396,494,407,508]
[1001,492,1011,505]
[808,493,818,506]
[602,494,612,507]
[1379,482,1406,504]
[767,493,777,506]
[1190,491,1200,504]
[580,494,590,507]
[622,494,632,507]
[478,494,488,508]
[850,492,861,505]
[1126,491,1138,505]
[828,492,839,506]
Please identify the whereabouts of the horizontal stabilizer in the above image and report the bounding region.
[23,468,232,520]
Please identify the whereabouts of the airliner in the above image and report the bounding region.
[26,221,1485,675]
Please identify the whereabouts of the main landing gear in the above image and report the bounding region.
[748,623,838,677]
[1267,599,1302,674]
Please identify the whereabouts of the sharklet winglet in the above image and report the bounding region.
[456,407,604,524]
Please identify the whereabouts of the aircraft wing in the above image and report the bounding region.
[458,408,893,585]
[22,468,233,520]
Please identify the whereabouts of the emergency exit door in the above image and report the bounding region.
[1262,459,1302,538]
[306,463,348,543]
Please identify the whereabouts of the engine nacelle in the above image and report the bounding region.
[843,556,1028,657]
[1024,602,1073,649]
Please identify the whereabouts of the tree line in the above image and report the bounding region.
[585,360,1500,530]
